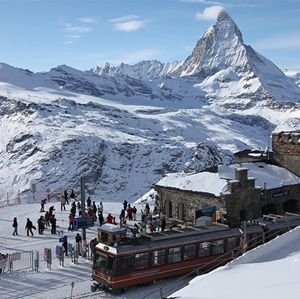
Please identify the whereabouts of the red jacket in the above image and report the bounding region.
[107,214,113,223]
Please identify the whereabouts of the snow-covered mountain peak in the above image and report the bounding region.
[179,10,246,77]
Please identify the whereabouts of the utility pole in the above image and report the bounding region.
[81,177,86,242]
[242,221,247,254]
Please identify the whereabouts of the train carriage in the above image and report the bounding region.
[91,213,300,294]
[91,223,263,293]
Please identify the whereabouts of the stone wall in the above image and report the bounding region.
[272,131,300,176]
[154,185,225,222]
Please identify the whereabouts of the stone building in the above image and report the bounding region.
[272,131,300,176]
[154,132,300,227]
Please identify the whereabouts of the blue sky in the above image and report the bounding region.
[1,0,299,72]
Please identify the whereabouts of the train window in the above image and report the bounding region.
[211,239,224,255]
[247,233,262,248]
[198,242,210,257]
[116,255,131,274]
[94,252,114,274]
[168,246,182,264]
[152,249,166,267]
[134,252,150,270]
[183,244,196,260]
[94,252,108,271]
[227,237,238,251]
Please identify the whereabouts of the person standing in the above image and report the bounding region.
[40,199,46,212]
[62,236,68,256]
[123,199,128,210]
[98,211,104,226]
[37,216,45,235]
[44,211,51,227]
[90,237,98,259]
[75,233,82,255]
[68,214,74,231]
[77,202,82,216]
[106,213,113,224]
[98,202,103,214]
[132,206,137,221]
[12,217,18,236]
[60,196,66,211]
[25,218,34,236]
[50,215,57,234]
[86,197,91,208]
[70,190,76,201]
[64,189,69,204]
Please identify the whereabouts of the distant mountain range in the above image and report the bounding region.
[0,9,299,201]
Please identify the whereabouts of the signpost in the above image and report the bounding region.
[194,206,217,226]
[73,216,94,230]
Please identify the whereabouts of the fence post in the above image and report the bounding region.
[8,254,13,272]
[160,287,163,299]
[44,248,52,269]
[56,245,64,267]
[33,250,39,272]
[18,189,21,205]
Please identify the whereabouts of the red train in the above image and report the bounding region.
[91,213,300,294]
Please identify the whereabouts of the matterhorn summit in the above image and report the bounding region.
[175,9,300,106]
[179,9,246,77]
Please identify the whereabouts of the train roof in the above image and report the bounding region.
[249,213,300,230]
[96,224,245,255]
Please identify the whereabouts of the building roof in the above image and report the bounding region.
[155,162,300,196]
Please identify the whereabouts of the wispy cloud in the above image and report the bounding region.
[110,15,140,23]
[59,18,95,45]
[63,23,91,33]
[196,6,224,21]
[110,15,147,32]
[78,17,98,24]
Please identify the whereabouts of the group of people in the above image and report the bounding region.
[12,214,56,237]
[98,199,167,236]
[60,233,98,259]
